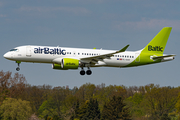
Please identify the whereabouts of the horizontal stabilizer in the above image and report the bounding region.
[152,55,176,60]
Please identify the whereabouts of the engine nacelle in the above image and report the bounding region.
[52,58,79,70]
[61,58,79,69]
[161,57,174,62]
[52,63,68,70]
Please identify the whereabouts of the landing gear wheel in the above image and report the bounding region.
[15,61,21,71]
[86,70,92,75]
[16,67,20,71]
[80,70,85,75]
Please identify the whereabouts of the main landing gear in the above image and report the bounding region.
[16,61,21,71]
[80,67,92,75]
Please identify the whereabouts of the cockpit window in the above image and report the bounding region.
[10,49,18,51]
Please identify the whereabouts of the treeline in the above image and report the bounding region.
[0,70,180,120]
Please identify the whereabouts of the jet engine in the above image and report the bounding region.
[52,58,79,70]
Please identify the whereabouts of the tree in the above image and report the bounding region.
[76,100,88,119]
[83,99,101,120]
[26,85,45,113]
[74,99,100,120]
[125,93,145,119]
[176,92,180,113]
[75,83,96,103]
[0,70,11,104]
[38,99,56,119]
[143,84,179,119]
[0,98,32,120]
[9,72,27,99]
[101,96,131,120]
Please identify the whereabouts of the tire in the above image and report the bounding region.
[86,70,92,75]
[16,67,20,71]
[80,70,85,75]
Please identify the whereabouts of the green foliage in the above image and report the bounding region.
[143,84,179,119]
[101,96,131,120]
[125,93,145,118]
[0,98,32,120]
[74,99,101,120]
[175,92,180,113]
[76,100,88,119]
[75,99,80,117]
[93,84,127,112]
[160,113,171,120]
[83,99,101,119]
[1,71,180,120]
[53,115,61,120]
[38,97,60,119]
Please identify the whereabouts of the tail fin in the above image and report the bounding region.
[141,27,172,55]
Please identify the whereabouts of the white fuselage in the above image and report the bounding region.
[4,45,139,68]
[3,27,175,75]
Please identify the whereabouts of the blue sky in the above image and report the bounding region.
[1,0,179,88]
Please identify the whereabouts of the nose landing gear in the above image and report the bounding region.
[16,61,21,71]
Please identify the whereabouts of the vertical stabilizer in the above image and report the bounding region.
[141,27,172,55]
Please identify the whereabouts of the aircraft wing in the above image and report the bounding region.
[80,45,129,64]
[152,55,176,60]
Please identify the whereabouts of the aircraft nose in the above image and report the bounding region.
[3,52,10,59]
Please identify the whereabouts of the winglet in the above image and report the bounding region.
[118,44,130,53]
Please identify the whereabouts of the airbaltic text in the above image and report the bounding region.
[34,47,66,55]
[148,45,163,52]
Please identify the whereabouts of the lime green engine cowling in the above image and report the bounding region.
[52,58,79,70]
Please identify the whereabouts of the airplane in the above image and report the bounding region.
[3,27,175,75]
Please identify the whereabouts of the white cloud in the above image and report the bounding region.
[0,14,6,17]
[18,6,91,15]
[114,18,180,31]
